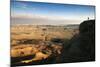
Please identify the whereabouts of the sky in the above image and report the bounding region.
[11,1,95,25]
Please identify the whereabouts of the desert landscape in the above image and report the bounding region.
[11,24,79,65]
[11,1,95,66]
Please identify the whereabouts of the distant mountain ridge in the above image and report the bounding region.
[11,16,81,25]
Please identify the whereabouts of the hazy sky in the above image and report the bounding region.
[11,1,95,25]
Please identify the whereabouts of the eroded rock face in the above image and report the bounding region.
[61,20,95,62]
[11,45,38,57]
[11,43,62,64]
